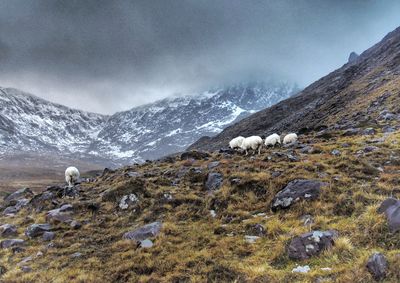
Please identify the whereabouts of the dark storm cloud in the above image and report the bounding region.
[0,0,399,113]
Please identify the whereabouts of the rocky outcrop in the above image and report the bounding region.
[204,173,224,191]
[377,198,400,233]
[366,253,388,281]
[123,222,162,242]
[288,230,338,260]
[271,180,327,211]
[25,224,52,238]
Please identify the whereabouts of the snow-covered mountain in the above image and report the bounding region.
[0,87,107,155]
[0,82,298,166]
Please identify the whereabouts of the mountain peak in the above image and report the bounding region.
[190,25,400,152]
[348,51,359,63]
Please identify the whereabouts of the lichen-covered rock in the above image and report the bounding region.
[25,224,52,238]
[0,239,25,249]
[271,179,327,211]
[366,252,388,281]
[46,205,73,223]
[119,194,139,210]
[288,230,338,260]
[28,191,57,212]
[204,173,223,191]
[3,206,18,215]
[123,222,162,241]
[4,188,34,206]
[0,224,18,237]
[101,179,145,202]
[377,198,400,233]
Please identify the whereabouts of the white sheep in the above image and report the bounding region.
[283,133,298,145]
[240,136,263,155]
[65,166,80,188]
[264,133,281,147]
[229,136,245,149]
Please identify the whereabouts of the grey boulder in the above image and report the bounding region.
[0,224,18,237]
[204,173,223,191]
[1,239,25,249]
[378,198,400,233]
[123,222,162,241]
[288,230,338,260]
[366,252,388,281]
[271,179,327,211]
[25,224,52,238]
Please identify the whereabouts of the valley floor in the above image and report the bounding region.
[1,129,400,282]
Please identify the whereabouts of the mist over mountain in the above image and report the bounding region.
[0,1,399,113]
[0,81,298,165]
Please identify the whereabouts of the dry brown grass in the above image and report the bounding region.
[1,131,400,282]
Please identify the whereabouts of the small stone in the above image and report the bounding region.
[331,149,341,156]
[3,206,18,215]
[0,239,25,249]
[140,239,153,248]
[366,252,388,281]
[382,126,395,133]
[292,265,311,273]
[342,128,360,136]
[20,266,32,273]
[244,235,260,244]
[71,252,82,258]
[210,210,217,218]
[363,128,376,135]
[42,231,55,241]
[0,224,18,237]
[204,173,223,191]
[123,222,162,241]
[364,146,379,153]
[70,220,82,230]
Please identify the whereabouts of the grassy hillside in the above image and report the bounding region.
[1,127,400,282]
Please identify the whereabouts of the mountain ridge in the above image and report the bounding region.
[189,27,400,151]
[0,82,298,165]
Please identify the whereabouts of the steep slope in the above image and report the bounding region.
[0,82,297,165]
[0,87,107,155]
[2,129,400,282]
[190,27,400,151]
[90,82,297,162]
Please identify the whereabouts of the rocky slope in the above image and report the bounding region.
[91,82,297,162]
[190,26,400,152]
[0,87,107,155]
[0,83,297,165]
[1,127,400,282]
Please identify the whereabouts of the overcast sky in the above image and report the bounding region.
[0,0,399,114]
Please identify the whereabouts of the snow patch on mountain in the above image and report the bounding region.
[0,82,299,165]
